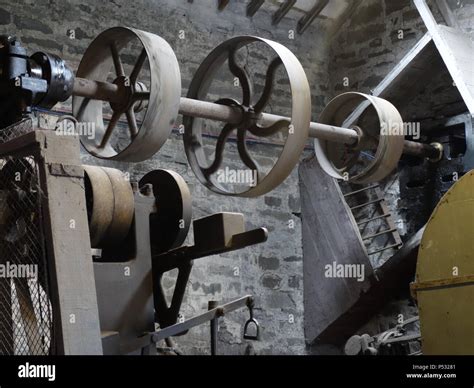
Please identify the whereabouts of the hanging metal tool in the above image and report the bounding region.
[243,297,260,340]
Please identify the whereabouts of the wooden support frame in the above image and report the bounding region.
[435,0,460,28]
[297,0,329,34]
[272,0,296,25]
[414,0,474,115]
[0,130,102,355]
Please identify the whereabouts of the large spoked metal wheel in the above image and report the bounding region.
[183,36,311,197]
[314,92,405,184]
[73,27,181,162]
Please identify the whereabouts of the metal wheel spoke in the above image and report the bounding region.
[248,119,290,137]
[254,57,282,113]
[130,48,147,84]
[110,42,125,77]
[228,48,253,107]
[237,128,260,184]
[99,110,122,148]
[203,124,236,176]
[126,108,138,137]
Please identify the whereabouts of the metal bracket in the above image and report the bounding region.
[152,212,267,329]
[410,274,474,299]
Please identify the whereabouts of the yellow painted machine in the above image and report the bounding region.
[412,170,474,355]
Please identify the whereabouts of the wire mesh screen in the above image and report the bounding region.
[0,153,53,355]
[0,119,34,144]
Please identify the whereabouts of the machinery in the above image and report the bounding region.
[0,27,443,195]
[344,171,474,356]
[0,26,449,355]
[344,317,421,356]
[0,128,266,355]
[411,170,474,355]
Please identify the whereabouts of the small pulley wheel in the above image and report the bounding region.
[83,165,134,248]
[314,92,405,184]
[139,169,192,255]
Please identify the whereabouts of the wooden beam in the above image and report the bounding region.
[435,0,460,28]
[272,0,296,25]
[316,227,425,344]
[246,0,265,17]
[414,0,474,115]
[300,156,374,344]
[343,33,435,127]
[297,0,330,34]
[35,131,103,354]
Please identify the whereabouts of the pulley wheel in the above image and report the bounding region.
[183,36,311,197]
[139,169,192,255]
[314,92,405,184]
[83,165,134,248]
[73,27,181,162]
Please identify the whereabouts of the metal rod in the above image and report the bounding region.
[179,97,243,124]
[73,77,441,159]
[362,228,397,240]
[368,243,402,256]
[344,185,379,197]
[180,97,360,145]
[357,214,390,226]
[350,198,383,211]
[150,295,253,343]
[383,333,421,344]
[403,139,440,160]
[73,77,121,103]
[209,300,218,356]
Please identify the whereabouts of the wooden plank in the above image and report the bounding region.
[316,227,425,344]
[299,156,373,344]
[414,0,474,114]
[36,131,102,354]
[435,0,461,29]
